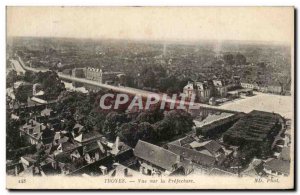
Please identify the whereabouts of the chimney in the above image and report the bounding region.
[115,136,119,150]
[124,168,128,176]
[99,166,108,175]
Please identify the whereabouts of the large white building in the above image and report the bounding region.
[212,80,228,97]
[86,67,103,83]
[183,81,212,103]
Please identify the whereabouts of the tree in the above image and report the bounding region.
[223,53,235,66]
[33,71,65,100]
[118,122,139,147]
[63,118,76,133]
[164,110,194,135]
[103,111,127,139]
[6,119,27,156]
[23,71,35,83]
[124,75,136,87]
[152,119,172,140]
[84,110,106,132]
[158,76,179,93]
[236,143,260,165]
[14,85,30,103]
[136,108,164,124]
[6,70,18,88]
[137,122,156,143]
[143,69,157,88]
[140,65,167,89]
[235,53,247,65]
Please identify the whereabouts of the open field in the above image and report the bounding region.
[219,92,293,119]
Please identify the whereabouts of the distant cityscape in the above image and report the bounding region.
[6,37,291,178]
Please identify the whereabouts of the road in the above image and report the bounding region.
[10,59,26,75]
[15,55,253,112]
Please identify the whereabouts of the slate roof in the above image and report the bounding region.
[209,168,235,176]
[198,113,243,136]
[167,144,215,167]
[61,141,79,152]
[179,136,196,146]
[74,131,103,143]
[54,152,73,164]
[41,163,61,175]
[84,141,101,153]
[21,154,38,164]
[73,123,85,133]
[193,112,235,128]
[41,108,53,117]
[202,140,223,155]
[241,158,263,177]
[134,140,180,172]
[168,136,195,147]
[264,158,290,175]
[224,110,281,142]
[189,141,205,148]
[20,119,47,140]
[280,147,290,161]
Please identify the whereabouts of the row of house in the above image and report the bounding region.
[11,103,136,177]
[183,77,241,103]
[241,82,283,94]
[133,135,236,176]
[63,67,125,85]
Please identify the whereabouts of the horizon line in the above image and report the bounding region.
[7,35,291,46]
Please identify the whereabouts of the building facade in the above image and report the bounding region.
[183,81,212,103]
[85,67,103,83]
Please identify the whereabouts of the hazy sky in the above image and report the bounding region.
[7,7,294,44]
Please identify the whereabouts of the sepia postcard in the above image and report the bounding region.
[6,6,294,190]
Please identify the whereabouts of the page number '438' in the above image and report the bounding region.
[18,179,26,183]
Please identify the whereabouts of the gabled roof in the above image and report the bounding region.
[279,147,290,161]
[74,131,103,143]
[21,154,38,164]
[193,113,235,128]
[195,82,208,90]
[169,136,195,147]
[20,119,47,140]
[73,123,85,133]
[41,163,60,175]
[54,152,73,164]
[134,140,180,171]
[212,80,224,87]
[167,144,215,167]
[209,168,235,176]
[189,140,209,149]
[179,136,195,146]
[58,136,69,145]
[264,158,290,175]
[190,140,223,156]
[84,141,101,153]
[61,141,78,152]
[202,140,223,155]
[41,108,53,117]
[241,158,263,177]
[168,140,181,146]
[183,83,194,90]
